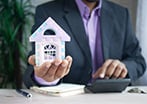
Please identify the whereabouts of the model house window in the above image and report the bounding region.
[44,44,56,60]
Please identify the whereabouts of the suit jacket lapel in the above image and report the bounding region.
[62,0,115,66]
[63,0,92,67]
[100,1,115,60]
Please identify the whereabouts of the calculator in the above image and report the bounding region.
[84,78,131,93]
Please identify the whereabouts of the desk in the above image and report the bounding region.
[0,86,147,104]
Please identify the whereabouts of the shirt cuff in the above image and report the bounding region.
[34,75,60,86]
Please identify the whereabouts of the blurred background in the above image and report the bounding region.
[0,0,147,88]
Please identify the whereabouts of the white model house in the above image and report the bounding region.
[29,17,70,66]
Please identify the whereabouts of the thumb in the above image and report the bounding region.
[28,55,36,66]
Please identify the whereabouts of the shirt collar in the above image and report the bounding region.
[75,0,102,19]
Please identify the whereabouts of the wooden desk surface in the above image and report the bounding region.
[0,86,147,104]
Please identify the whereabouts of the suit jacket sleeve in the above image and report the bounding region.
[121,9,146,81]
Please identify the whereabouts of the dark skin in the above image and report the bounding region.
[28,0,128,83]
[82,0,99,12]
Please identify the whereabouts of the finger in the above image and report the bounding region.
[112,65,123,78]
[34,62,51,78]
[28,55,36,66]
[55,59,69,79]
[45,59,62,79]
[106,60,120,77]
[93,59,113,79]
[64,56,73,75]
[119,62,128,78]
[119,68,128,78]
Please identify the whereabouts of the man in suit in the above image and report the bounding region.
[23,0,146,88]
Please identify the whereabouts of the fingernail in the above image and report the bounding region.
[62,63,66,67]
[55,61,60,66]
[99,73,105,78]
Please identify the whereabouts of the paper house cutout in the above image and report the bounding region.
[29,17,70,66]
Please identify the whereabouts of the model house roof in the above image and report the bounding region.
[29,17,70,42]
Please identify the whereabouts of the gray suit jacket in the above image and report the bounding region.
[23,0,146,88]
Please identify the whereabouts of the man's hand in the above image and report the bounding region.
[28,55,72,82]
[92,59,128,79]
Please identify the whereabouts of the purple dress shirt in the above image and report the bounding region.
[34,0,103,85]
[76,0,103,73]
